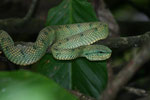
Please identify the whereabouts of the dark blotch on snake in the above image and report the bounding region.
[44,31,48,35]
[47,27,51,31]
[58,26,61,29]
[1,38,5,42]
[20,50,25,58]
[41,39,46,45]
[80,33,84,36]
[65,25,69,28]
[32,45,37,50]
[53,48,58,51]
[89,23,92,27]
[104,24,107,27]
[95,28,98,31]
[66,38,69,41]
[1,38,8,42]
[55,53,60,57]
[72,49,75,51]
[77,24,81,27]
[5,46,9,51]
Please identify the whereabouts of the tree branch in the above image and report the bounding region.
[123,86,148,96]
[97,31,150,49]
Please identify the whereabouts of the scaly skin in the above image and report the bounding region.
[0,22,112,66]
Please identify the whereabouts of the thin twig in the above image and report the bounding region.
[124,86,148,96]
[22,0,38,22]
[0,0,38,27]
[70,90,96,100]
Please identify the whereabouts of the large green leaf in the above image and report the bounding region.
[46,0,98,25]
[33,54,108,98]
[72,59,108,97]
[33,0,108,98]
[33,54,73,89]
[0,70,78,100]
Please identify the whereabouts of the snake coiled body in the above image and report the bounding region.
[0,22,111,66]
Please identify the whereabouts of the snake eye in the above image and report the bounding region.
[98,51,104,53]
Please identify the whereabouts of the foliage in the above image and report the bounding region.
[0,70,77,100]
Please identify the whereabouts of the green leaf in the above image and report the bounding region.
[32,54,73,89]
[33,54,108,98]
[72,59,108,97]
[33,0,108,98]
[46,0,98,25]
[0,70,78,100]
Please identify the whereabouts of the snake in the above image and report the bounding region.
[0,22,112,66]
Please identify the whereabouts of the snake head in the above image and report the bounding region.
[82,45,112,61]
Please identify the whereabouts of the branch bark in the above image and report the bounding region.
[97,31,150,49]
[123,86,148,96]
[71,90,96,100]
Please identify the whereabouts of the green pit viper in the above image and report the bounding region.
[0,22,111,66]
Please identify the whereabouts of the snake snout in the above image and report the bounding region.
[82,45,112,61]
